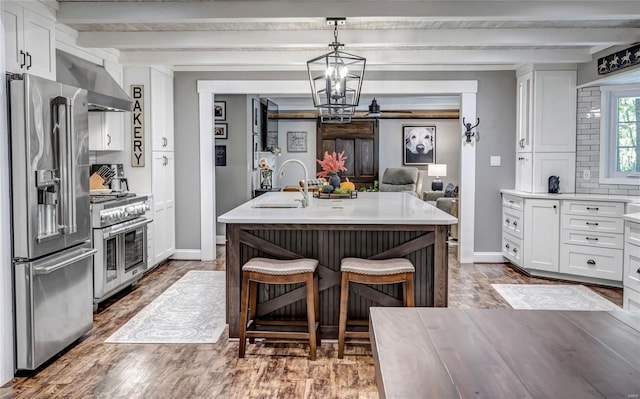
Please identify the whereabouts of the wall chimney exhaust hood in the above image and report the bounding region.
[56,50,133,112]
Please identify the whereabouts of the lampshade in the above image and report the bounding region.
[307,18,365,123]
[428,164,447,177]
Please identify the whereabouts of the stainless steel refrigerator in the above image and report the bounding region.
[7,73,96,371]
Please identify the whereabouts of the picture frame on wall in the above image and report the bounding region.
[214,123,228,139]
[214,101,226,121]
[215,145,227,166]
[252,98,260,134]
[252,135,260,169]
[287,131,307,152]
[403,125,436,165]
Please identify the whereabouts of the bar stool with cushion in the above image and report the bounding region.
[338,257,415,358]
[239,257,321,360]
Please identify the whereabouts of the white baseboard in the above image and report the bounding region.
[216,235,226,245]
[171,249,202,260]
[473,252,506,263]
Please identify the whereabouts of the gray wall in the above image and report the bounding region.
[575,87,640,195]
[173,70,517,253]
[577,45,639,86]
[214,95,251,236]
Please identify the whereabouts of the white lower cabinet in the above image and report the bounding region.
[623,220,640,310]
[502,233,523,266]
[502,191,631,287]
[152,151,175,265]
[559,245,623,281]
[523,199,559,272]
[623,287,640,311]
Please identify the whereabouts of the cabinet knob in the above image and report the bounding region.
[513,247,518,253]
[26,52,32,69]
[553,205,557,209]
[636,268,640,274]
[586,259,596,265]
[505,218,510,224]
[586,207,599,211]
[585,222,599,226]
[19,50,26,68]
[585,237,599,241]
[513,221,517,227]
[107,134,112,146]
[505,243,510,249]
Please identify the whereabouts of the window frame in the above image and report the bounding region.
[599,84,640,185]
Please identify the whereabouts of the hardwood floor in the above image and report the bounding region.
[0,246,622,398]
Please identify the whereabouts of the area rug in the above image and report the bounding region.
[106,270,226,344]
[491,284,621,311]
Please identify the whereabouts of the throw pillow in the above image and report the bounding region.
[444,183,455,197]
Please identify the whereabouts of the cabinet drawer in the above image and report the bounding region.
[623,242,640,290]
[559,244,623,281]
[502,208,523,239]
[623,287,640,311]
[502,194,523,211]
[561,229,623,250]
[562,200,624,218]
[502,232,523,267]
[626,221,640,246]
[561,214,623,234]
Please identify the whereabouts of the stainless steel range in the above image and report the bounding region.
[90,194,151,308]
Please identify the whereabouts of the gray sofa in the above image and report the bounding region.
[423,183,458,215]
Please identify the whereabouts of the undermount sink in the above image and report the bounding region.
[251,203,300,209]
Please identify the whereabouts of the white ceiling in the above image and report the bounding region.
[54,0,640,71]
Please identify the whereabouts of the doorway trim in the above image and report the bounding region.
[198,80,478,263]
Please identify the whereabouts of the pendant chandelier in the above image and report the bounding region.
[307,17,366,123]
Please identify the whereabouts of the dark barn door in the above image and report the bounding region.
[316,120,379,189]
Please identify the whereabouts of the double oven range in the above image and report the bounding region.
[90,194,151,308]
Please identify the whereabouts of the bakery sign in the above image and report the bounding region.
[597,43,640,75]
[131,85,144,167]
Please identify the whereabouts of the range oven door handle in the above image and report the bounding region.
[107,218,152,237]
[33,247,97,275]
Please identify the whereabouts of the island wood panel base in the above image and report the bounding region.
[225,224,449,338]
[370,308,640,399]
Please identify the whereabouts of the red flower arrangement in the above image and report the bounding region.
[316,151,347,178]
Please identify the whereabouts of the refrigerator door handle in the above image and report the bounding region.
[32,247,97,275]
[52,96,77,235]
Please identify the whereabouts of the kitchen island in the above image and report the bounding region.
[218,192,457,338]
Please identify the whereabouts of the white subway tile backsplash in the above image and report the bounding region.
[575,88,640,195]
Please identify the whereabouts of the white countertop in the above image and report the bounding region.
[501,189,640,203]
[624,212,640,224]
[218,192,457,225]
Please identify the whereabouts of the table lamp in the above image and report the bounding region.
[428,164,447,191]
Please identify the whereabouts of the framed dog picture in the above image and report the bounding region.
[214,101,226,121]
[403,125,436,165]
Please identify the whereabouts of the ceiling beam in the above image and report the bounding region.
[57,1,640,24]
[77,28,639,49]
[120,48,591,67]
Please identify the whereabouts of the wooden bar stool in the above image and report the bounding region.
[239,257,320,360]
[338,257,415,359]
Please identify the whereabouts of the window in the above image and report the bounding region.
[600,85,640,184]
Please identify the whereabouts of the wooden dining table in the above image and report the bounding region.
[369,308,640,399]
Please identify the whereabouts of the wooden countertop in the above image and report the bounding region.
[370,308,640,399]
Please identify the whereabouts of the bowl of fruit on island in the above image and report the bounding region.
[319,178,356,198]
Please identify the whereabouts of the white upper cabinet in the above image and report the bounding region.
[151,69,174,152]
[516,70,577,153]
[516,72,533,153]
[2,2,55,80]
[88,61,125,151]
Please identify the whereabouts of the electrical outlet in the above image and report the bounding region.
[583,169,591,180]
